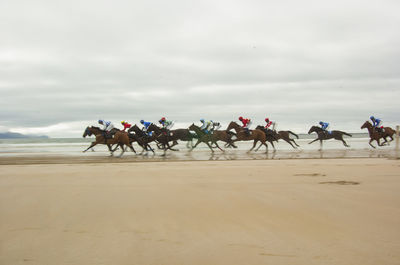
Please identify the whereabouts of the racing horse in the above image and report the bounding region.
[147,123,196,151]
[82,126,135,157]
[255,126,299,149]
[188,124,224,152]
[226,121,269,152]
[361,121,396,148]
[308,126,352,150]
[128,124,157,154]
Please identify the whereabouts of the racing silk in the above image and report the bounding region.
[200,120,212,131]
[122,122,131,131]
[265,121,277,130]
[211,121,221,131]
[320,122,329,130]
[100,120,114,132]
[142,121,152,130]
[160,120,174,130]
[371,117,382,128]
[241,118,251,129]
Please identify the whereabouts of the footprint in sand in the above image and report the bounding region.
[294,173,326,177]
[319,181,360,185]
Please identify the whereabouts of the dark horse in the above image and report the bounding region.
[255,126,299,150]
[147,123,196,151]
[361,121,396,148]
[188,124,224,152]
[308,126,352,150]
[128,124,156,154]
[82,126,135,157]
[226,122,269,152]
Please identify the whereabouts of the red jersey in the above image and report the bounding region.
[265,121,272,128]
[241,118,251,128]
[122,122,131,131]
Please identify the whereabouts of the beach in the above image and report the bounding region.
[1,158,399,265]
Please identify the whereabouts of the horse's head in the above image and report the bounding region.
[308,126,320,134]
[188,123,197,131]
[83,126,92,138]
[255,125,264,131]
[226,121,239,132]
[148,123,160,133]
[361,121,371,129]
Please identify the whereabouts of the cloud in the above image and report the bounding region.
[0,0,399,137]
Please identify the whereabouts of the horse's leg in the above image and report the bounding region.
[293,140,300,147]
[341,138,350,147]
[369,139,376,148]
[248,140,258,152]
[205,142,215,153]
[319,140,323,151]
[213,141,224,152]
[190,140,201,151]
[308,138,319,145]
[286,139,296,149]
[83,142,98,152]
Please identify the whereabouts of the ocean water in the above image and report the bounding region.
[0,134,397,160]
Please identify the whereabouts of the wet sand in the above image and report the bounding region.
[1,158,400,265]
[0,148,398,165]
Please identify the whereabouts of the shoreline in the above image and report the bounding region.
[0,148,398,165]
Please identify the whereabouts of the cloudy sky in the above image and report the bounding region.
[1,0,399,137]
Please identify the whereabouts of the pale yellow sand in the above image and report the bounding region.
[1,158,399,265]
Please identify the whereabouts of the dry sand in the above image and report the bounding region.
[0,158,399,265]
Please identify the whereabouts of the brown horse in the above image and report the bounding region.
[255,126,299,149]
[82,126,135,157]
[188,124,224,152]
[361,121,396,148]
[308,126,352,150]
[226,122,268,152]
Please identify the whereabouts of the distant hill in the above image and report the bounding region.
[0,132,49,139]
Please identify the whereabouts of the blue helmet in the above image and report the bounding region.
[98,120,103,124]
[370,116,375,120]
[319,121,323,125]
[140,120,144,124]
[200,119,205,123]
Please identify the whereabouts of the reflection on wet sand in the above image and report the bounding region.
[0,148,397,165]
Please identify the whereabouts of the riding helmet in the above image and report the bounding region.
[370,116,374,120]
[140,120,144,124]
[239,116,243,121]
[265,118,269,122]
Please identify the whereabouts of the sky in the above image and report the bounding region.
[0,0,399,137]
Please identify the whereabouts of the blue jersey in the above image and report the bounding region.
[372,118,381,127]
[320,122,329,130]
[142,121,152,129]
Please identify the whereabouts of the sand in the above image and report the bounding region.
[0,158,399,265]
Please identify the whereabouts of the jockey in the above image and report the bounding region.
[121,120,131,132]
[239,116,252,134]
[211,120,221,132]
[370,116,383,132]
[98,120,115,138]
[140,120,153,137]
[264,118,276,131]
[159,117,174,130]
[319,121,330,135]
[200,119,213,134]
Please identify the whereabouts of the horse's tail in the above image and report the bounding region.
[288,131,299,139]
[342,131,352,137]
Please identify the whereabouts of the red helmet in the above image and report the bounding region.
[239,116,243,121]
[265,118,269,122]
[161,117,166,121]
